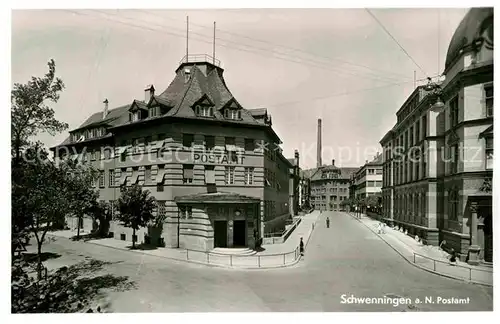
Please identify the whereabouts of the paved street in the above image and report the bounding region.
[33,211,493,312]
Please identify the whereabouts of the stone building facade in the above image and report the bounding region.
[53,55,294,251]
[310,160,358,212]
[353,154,383,200]
[380,8,493,263]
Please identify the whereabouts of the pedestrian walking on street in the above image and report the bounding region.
[326,216,330,228]
[299,237,304,256]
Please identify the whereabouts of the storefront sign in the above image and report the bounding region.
[193,152,245,164]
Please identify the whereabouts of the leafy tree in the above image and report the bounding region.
[116,185,156,249]
[87,200,113,238]
[13,146,71,279]
[62,159,100,240]
[11,59,67,163]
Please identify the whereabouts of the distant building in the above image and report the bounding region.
[310,160,358,212]
[299,168,315,210]
[353,154,383,200]
[380,8,493,263]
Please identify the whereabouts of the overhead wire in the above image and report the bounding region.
[266,77,430,107]
[136,8,414,81]
[89,9,408,84]
[365,9,429,78]
[62,10,436,111]
[70,9,412,85]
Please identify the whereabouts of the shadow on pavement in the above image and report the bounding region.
[125,243,158,251]
[20,252,62,263]
[12,257,136,313]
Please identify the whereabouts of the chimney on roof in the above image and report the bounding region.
[145,84,155,103]
[332,159,335,166]
[184,67,191,83]
[294,149,299,168]
[317,119,322,168]
[103,99,109,119]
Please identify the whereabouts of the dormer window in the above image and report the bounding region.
[149,106,158,118]
[129,111,141,122]
[195,105,214,117]
[225,108,241,120]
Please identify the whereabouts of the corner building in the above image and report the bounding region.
[53,55,292,251]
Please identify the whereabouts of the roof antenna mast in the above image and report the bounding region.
[213,21,216,64]
[186,16,189,62]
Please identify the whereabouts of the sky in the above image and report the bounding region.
[11,8,469,169]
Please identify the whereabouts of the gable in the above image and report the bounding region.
[192,93,215,107]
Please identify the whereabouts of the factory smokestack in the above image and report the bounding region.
[317,118,322,168]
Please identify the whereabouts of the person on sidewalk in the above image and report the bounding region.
[326,217,330,228]
[377,222,384,234]
[449,248,457,265]
[299,237,305,256]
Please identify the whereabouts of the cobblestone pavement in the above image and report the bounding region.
[31,211,493,312]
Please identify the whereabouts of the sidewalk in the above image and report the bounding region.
[258,210,320,255]
[345,212,493,287]
[46,210,321,270]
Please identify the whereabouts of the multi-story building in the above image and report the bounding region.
[299,168,315,210]
[381,8,493,264]
[287,150,301,216]
[353,154,383,200]
[52,54,293,251]
[380,84,441,247]
[310,160,358,211]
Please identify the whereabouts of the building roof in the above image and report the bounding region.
[174,192,261,204]
[55,59,281,148]
[300,168,319,179]
[445,8,494,72]
[366,153,383,166]
[310,166,359,182]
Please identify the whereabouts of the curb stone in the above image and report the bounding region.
[46,233,302,270]
[344,213,493,287]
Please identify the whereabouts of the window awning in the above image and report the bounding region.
[153,140,165,150]
[120,173,129,186]
[205,170,216,184]
[225,144,237,152]
[156,169,166,184]
[183,168,194,178]
[117,145,131,155]
[130,172,139,185]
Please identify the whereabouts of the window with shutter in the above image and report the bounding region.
[485,84,493,117]
[486,137,493,169]
[204,165,215,184]
[183,165,194,183]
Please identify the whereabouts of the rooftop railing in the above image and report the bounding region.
[179,54,221,67]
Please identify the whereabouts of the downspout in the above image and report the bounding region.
[177,207,180,248]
